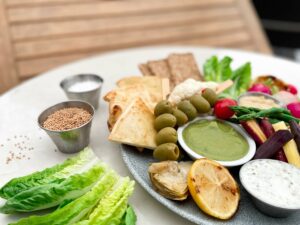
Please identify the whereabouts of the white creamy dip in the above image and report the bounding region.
[68,81,100,92]
[240,159,300,209]
[168,79,218,104]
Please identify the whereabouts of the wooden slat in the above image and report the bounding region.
[17,29,250,78]
[17,52,93,78]
[175,30,251,47]
[8,0,235,23]
[11,6,239,41]
[237,0,272,54]
[0,0,18,93]
[6,0,97,7]
[15,18,245,59]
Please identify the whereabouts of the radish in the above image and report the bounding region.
[286,84,298,95]
[248,83,271,94]
[214,98,237,119]
[287,102,300,118]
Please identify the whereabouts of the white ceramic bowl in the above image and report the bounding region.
[177,116,256,167]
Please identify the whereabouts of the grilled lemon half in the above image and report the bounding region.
[188,158,240,220]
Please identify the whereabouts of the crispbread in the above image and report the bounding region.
[167,53,203,86]
[108,97,157,149]
[147,60,171,78]
[139,64,153,76]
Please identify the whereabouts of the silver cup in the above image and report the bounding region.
[60,74,103,109]
[38,101,94,154]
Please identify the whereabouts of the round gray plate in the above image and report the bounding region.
[121,145,299,225]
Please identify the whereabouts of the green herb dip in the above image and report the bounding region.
[183,120,249,161]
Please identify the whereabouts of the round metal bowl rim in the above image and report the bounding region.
[37,100,95,133]
[177,116,256,167]
[237,92,285,108]
[239,159,300,211]
[60,74,104,94]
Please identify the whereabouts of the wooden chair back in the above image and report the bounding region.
[0,0,271,93]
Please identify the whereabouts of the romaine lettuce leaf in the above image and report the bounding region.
[120,206,137,225]
[203,55,251,99]
[74,177,135,225]
[221,62,251,99]
[9,171,118,225]
[0,147,97,199]
[0,164,107,214]
[203,56,232,82]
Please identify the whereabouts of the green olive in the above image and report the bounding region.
[154,113,177,131]
[156,127,178,145]
[153,143,180,161]
[154,100,174,117]
[202,88,218,106]
[190,94,211,113]
[172,109,188,126]
[177,100,197,120]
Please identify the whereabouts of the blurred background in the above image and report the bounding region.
[253,0,300,61]
[0,0,299,93]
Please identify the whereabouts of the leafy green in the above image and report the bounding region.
[0,147,97,199]
[203,56,251,99]
[0,164,106,213]
[9,171,118,225]
[120,206,137,225]
[74,177,135,225]
[203,56,232,82]
[2,147,136,225]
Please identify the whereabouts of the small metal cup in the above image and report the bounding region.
[60,74,103,109]
[38,101,94,154]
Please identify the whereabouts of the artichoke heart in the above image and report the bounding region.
[148,161,192,201]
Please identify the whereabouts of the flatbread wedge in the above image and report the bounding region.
[116,76,170,103]
[108,97,157,149]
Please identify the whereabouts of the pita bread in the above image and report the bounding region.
[109,97,157,149]
[116,76,170,103]
[108,85,154,113]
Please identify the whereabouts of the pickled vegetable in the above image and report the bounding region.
[289,120,300,153]
[202,88,217,106]
[241,120,267,145]
[154,100,174,117]
[156,127,178,145]
[273,122,300,168]
[254,130,293,159]
[190,94,211,113]
[154,114,177,131]
[260,118,288,162]
[153,143,180,161]
[172,109,188,126]
[177,100,197,120]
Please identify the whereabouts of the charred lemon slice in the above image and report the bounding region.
[188,159,240,220]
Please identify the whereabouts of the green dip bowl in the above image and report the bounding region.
[177,116,256,167]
